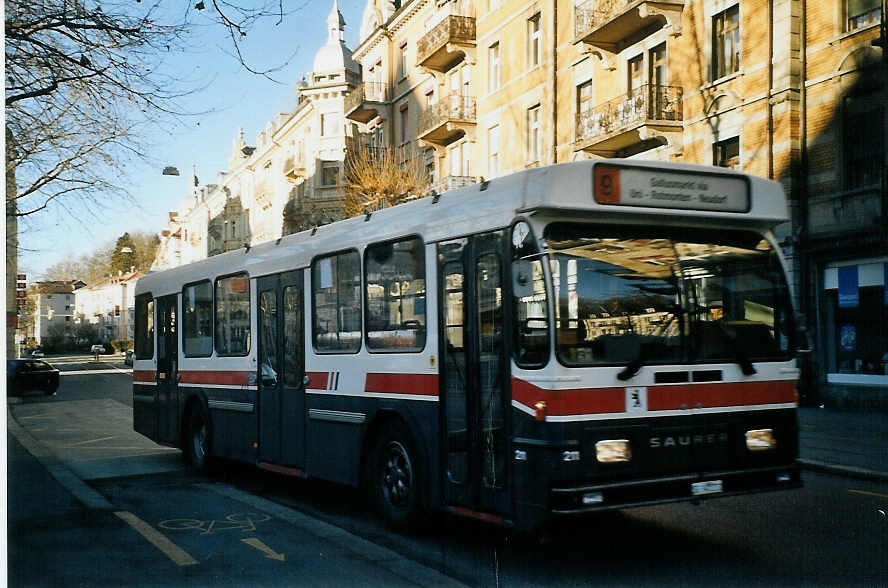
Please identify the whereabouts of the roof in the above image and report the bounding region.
[137,160,789,299]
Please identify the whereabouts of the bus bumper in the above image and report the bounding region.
[549,462,802,514]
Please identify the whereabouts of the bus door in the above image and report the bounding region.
[155,294,179,445]
[438,232,511,517]
[257,271,306,468]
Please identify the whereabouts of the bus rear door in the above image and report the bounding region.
[439,232,512,519]
[257,271,306,469]
[155,294,179,445]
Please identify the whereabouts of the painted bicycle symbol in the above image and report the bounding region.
[159,512,271,535]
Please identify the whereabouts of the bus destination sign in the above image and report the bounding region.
[593,164,750,213]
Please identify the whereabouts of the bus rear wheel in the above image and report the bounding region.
[185,404,213,473]
[371,422,421,528]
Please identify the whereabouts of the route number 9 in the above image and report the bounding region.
[594,166,621,204]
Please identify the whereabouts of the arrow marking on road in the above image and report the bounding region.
[242,537,286,561]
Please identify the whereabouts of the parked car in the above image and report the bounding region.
[90,344,105,355]
[7,359,59,396]
[124,349,134,366]
[30,349,44,358]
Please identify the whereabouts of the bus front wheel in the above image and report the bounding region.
[185,404,213,473]
[371,422,421,528]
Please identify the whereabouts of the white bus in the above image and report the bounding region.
[133,160,800,531]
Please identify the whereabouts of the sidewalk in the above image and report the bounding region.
[797,407,888,482]
[7,406,465,587]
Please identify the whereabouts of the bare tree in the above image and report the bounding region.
[5,0,294,221]
[343,142,431,218]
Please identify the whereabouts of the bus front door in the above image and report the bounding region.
[439,233,512,519]
[257,272,306,469]
[155,294,179,445]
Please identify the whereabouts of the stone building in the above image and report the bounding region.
[344,0,885,408]
[152,0,359,271]
[29,280,83,346]
[74,271,143,344]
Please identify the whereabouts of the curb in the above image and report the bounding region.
[798,459,888,483]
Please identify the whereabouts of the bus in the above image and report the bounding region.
[133,160,801,531]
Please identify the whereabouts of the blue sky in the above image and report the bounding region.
[19,0,364,280]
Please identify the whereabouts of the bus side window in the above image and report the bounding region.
[364,236,426,352]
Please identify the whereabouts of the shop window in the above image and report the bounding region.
[364,237,426,351]
[824,263,888,376]
[183,281,213,356]
[215,273,251,356]
[312,251,361,353]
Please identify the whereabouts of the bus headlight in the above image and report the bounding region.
[746,428,777,451]
[595,439,631,463]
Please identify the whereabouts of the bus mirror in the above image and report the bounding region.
[512,260,535,298]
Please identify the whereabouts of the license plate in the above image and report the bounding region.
[691,480,723,496]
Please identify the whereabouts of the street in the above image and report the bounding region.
[7,354,888,587]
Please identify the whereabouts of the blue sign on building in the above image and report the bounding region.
[838,266,858,308]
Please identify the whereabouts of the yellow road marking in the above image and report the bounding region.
[242,537,286,561]
[848,489,888,500]
[115,511,199,567]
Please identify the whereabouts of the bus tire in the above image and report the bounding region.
[185,403,213,473]
[371,422,422,529]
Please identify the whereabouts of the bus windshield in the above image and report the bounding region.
[544,223,794,371]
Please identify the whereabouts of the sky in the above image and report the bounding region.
[18,0,365,281]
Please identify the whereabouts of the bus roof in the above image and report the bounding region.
[136,160,788,297]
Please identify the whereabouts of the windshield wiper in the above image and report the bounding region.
[616,312,679,381]
[718,322,758,376]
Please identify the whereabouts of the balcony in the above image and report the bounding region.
[345,82,389,123]
[807,188,884,239]
[418,94,476,146]
[417,15,476,72]
[429,175,479,195]
[574,0,684,52]
[283,156,306,182]
[575,84,683,156]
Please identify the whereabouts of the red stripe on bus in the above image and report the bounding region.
[511,378,797,416]
[365,373,438,396]
[306,371,329,389]
[511,378,624,415]
[133,370,154,383]
[448,506,504,525]
[178,371,251,386]
[647,381,797,410]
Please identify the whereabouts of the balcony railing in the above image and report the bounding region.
[576,84,682,148]
[344,82,389,122]
[574,0,685,51]
[430,175,478,194]
[808,187,884,237]
[418,94,476,145]
[417,15,476,72]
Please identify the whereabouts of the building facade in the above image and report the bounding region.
[29,281,82,346]
[345,0,885,408]
[75,271,143,344]
[152,0,359,271]
[150,0,885,408]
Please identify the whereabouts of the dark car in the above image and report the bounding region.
[7,359,60,396]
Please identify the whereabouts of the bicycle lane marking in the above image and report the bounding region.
[115,511,199,567]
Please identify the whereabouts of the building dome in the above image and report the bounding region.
[312,0,360,74]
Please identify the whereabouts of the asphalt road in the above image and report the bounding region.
[7,354,888,586]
